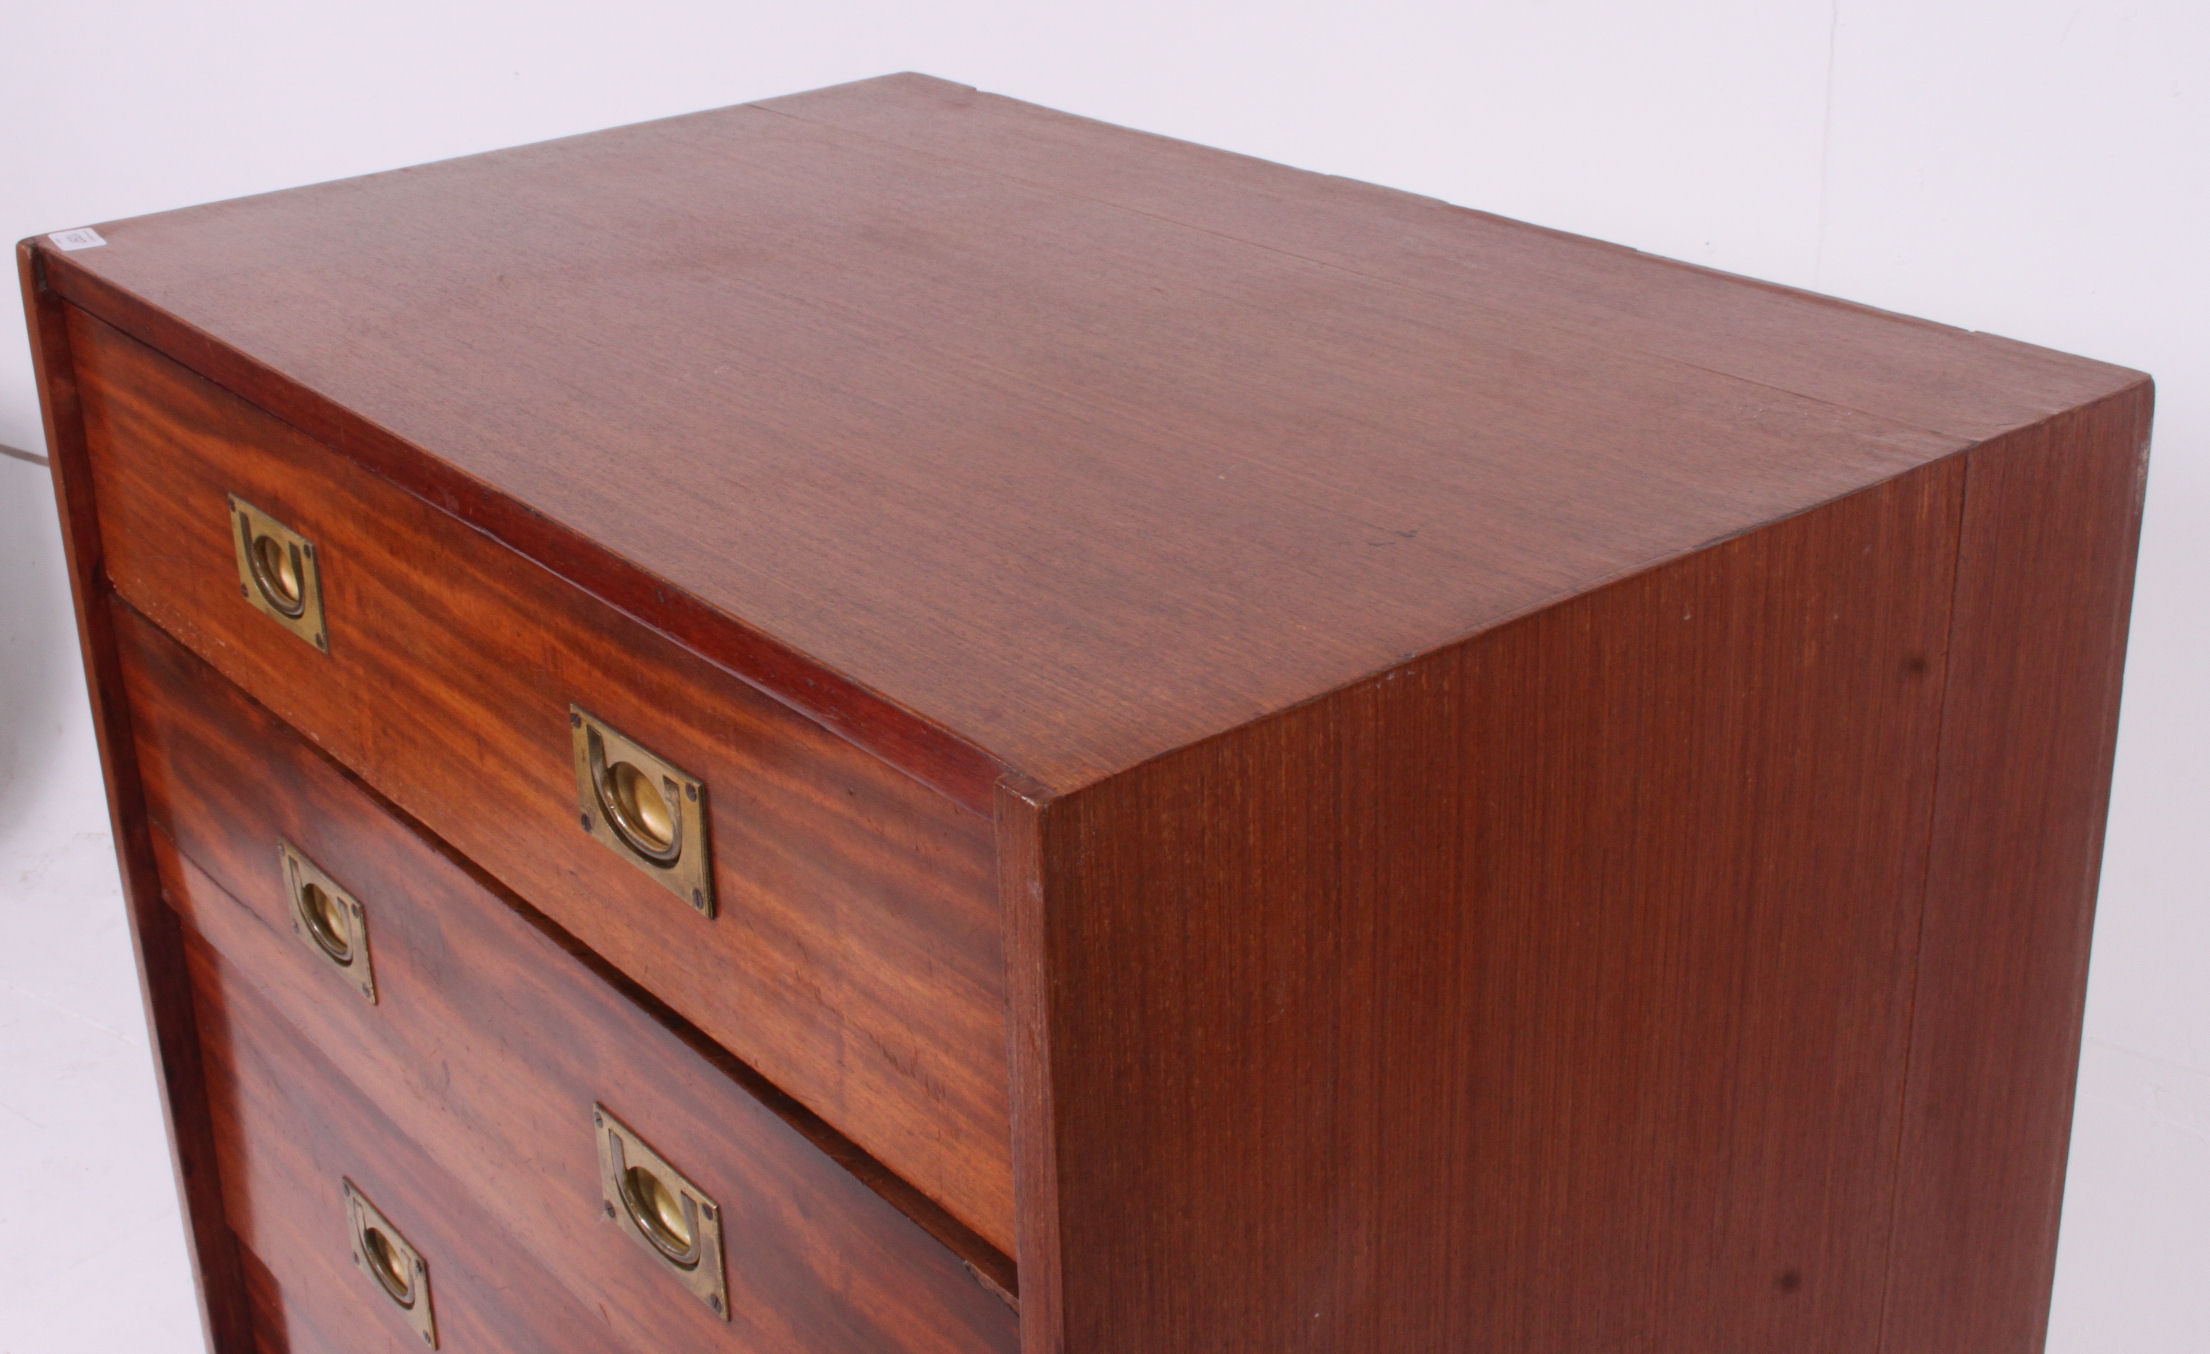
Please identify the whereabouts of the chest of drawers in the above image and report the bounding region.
[23,73,2149,1354]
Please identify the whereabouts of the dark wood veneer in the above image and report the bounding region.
[760,75,2129,445]
[26,72,2151,1354]
[1883,387,2153,1351]
[1014,463,1970,1351]
[39,77,2142,798]
[118,599,1018,1346]
[236,1245,304,1354]
[72,311,1013,1251]
[18,240,254,1354]
[189,926,625,1354]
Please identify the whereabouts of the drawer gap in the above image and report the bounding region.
[121,601,1019,1301]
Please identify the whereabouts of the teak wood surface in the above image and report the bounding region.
[32,75,2142,807]
[70,309,1015,1252]
[24,72,2151,1354]
[121,604,1017,1352]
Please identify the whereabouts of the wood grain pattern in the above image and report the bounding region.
[762,75,2136,445]
[237,1246,297,1354]
[32,73,2141,796]
[42,251,1006,813]
[17,241,253,1354]
[188,925,627,1354]
[118,599,1019,1350]
[188,888,1020,1354]
[1881,385,2154,1353]
[25,73,2154,1354]
[1012,464,1970,1353]
[72,310,1015,1250]
[995,781,1061,1352]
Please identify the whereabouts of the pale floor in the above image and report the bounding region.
[0,714,2203,1352]
[0,726,203,1354]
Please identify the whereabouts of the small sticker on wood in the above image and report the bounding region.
[48,228,107,251]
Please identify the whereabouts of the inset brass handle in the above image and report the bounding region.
[590,729,683,866]
[298,877,351,962]
[344,1179,437,1347]
[280,841,377,1003]
[229,495,327,651]
[248,531,307,618]
[570,708,714,916]
[594,1104,728,1318]
[362,1219,416,1304]
[619,1159,701,1268]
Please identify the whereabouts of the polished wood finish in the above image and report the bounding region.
[26,72,2151,1354]
[18,241,253,1354]
[236,1247,300,1354]
[70,311,1012,1250]
[190,926,629,1354]
[1014,464,1966,1351]
[762,75,2129,445]
[1883,387,2154,1351]
[36,76,2141,803]
[120,600,1019,1349]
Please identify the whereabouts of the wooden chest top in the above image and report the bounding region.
[37,72,2140,803]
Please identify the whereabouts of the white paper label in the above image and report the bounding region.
[48,228,107,251]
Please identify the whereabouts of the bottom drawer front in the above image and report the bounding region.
[118,604,1018,1354]
[191,930,605,1354]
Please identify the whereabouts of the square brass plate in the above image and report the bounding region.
[594,1104,729,1319]
[344,1179,436,1347]
[570,707,713,917]
[229,495,327,651]
[279,840,376,1003]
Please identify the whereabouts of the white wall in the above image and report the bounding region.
[2,3,2202,1348]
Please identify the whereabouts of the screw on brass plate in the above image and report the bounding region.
[343,1180,436,1348]
[570,707,713,917]
[279,841,377,1003]
[594,1104,728,1319]
[229,495,328,652]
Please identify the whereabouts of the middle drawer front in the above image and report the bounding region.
[70,308,1013,1251]
[119,603,1020,1354]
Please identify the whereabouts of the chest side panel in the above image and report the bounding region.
[1019,461,1966,1352]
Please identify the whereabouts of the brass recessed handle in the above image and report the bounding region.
[344,1180,437,1347]
[570,708,714,916]
[620,1159,701,1268]
[594,1104,728,1318]
[363,1220,416,1303]
[249,531,307,617]
[590,730,683,866]
[229,495,327,651]
[280,841,377,1003]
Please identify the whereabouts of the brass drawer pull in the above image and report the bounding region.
[280,841,376,1003]
[344,1179,437,1347]
[229,496,327,651]
[570,707,713,916]
[595,1104,728,1319]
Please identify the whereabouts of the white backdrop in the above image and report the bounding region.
[2,3,2203,1349]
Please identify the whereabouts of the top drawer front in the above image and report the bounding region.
[70,307,1015,1251]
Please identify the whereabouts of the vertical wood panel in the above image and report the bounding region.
[1029,464,1965,1352]
[1881,382,2153,1354]
[17,241,251,1354]
[999,780,1066,1354]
